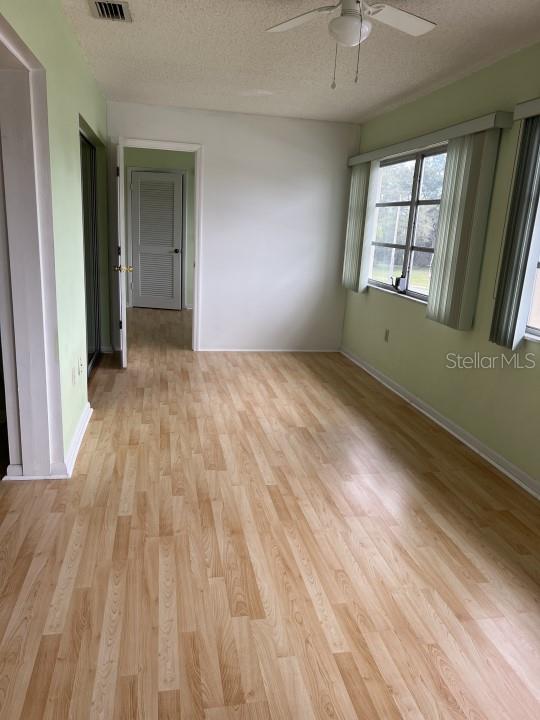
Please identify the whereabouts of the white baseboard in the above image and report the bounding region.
[5,464,22,477]
[2,402,91,481]
[100,344,113,354]
[341,348,540,501]
[4,472,71,481]
[197,348,339,353]
[64,402,93,477]
[2,462,67,481]
[66,402,93,477]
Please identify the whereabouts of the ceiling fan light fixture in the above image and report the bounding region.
[329,15,372,47]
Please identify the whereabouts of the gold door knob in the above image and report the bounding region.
[114,265,134,273]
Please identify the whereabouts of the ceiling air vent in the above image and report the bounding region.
[90,1,132,22]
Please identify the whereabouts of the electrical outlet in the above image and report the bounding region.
[384,329,390,343]
[78,358,85,376]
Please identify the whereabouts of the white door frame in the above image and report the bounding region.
[0,16,67,479]
[126,167,187,310]
[0,140,21,474]
[115,138,202,360]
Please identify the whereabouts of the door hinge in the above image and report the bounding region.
[116,166,120,177]
[119,320,123,330]
[118,245,121,256]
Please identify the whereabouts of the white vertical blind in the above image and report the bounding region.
[427,135,473,326]
[342,163,370,292]
[427,129,501,329]
[490,116,540,348]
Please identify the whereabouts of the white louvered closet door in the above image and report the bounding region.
[131,171,182,309]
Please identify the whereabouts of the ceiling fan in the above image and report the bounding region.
[266,0,436,47]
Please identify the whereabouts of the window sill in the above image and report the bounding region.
[367,282,427,306]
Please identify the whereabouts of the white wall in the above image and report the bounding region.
[108,102,359,350]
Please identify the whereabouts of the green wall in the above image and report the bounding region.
[342,42,540,482]
[0,0,108,450]
[124,147,196,308]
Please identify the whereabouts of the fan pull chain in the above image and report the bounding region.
[355,13,363,83]
[331,43,338,89]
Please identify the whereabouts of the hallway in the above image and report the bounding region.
[0,308,539,719]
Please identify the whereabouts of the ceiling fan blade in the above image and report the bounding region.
[266,4,340,33]
[368,4,435,36]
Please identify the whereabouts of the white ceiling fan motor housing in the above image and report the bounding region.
[329,0,373,46]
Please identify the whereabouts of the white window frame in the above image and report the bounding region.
[522,168,540,342]
[525,257,540,337]
[367,145,447,301]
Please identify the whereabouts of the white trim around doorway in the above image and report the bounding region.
[0,15,67,480]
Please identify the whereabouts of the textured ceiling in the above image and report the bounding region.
[61,0,540,123]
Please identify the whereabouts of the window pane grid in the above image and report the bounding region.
[376,199,441,208]
[372,243,408,249]
[376,201,413,208]
[379,145,446,168]
[372,244,434,252]
[368,147,447,298]
[417,198,441,206]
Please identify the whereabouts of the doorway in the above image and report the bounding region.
[80,133,101,375]
[115,141,201,364]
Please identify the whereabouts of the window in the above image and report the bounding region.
[368,147,447,299]
[490,114,540,348]
[526,255,540,335]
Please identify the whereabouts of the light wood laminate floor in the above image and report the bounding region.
[0,307,539,719]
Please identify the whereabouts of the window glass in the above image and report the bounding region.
[410,251,434,296]
[419,152,446,200]
[371,246,405,286]
[527,260,540,331]
[379,160,415,203]
[414,205,440,249]
[375,206,410,245]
